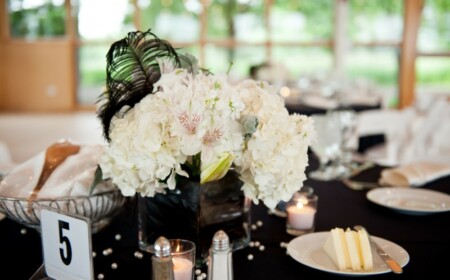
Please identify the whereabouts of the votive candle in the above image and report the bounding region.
[172,257,193,280]
[287,202,316,229]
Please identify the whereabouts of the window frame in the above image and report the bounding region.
[3,0,446,110]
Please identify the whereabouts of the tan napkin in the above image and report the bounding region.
[379,161,450,187]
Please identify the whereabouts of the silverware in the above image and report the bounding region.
[341,161,377,190]
[349,161,375,177]
[342,179,381,191]
[354,225,403,274]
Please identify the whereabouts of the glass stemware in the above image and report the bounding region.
[309,114,342,181]
[328,110,359,178]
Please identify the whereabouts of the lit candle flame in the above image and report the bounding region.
[297,196,309,207]
[175,243,181,252]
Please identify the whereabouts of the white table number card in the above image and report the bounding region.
[40,206,93,280]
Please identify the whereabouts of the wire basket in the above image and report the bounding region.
[0,189,128,233]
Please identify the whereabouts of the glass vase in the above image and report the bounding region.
[138,169,251,267]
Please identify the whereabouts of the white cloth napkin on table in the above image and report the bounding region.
[302,95,338,110]
[0,142,113,199]
[379,161,450,187]
[344,94,380,106]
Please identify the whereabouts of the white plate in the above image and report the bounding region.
[367,188,450,215]
[287,232,409,276]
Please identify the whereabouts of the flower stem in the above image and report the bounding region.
[226,61,234,75]
[192,153,201,179]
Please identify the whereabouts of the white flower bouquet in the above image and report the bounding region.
[97,30,315,209]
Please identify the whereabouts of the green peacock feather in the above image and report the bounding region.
[97,29,194,141]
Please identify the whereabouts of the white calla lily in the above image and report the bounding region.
[200,152,234,184]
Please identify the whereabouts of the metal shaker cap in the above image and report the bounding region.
[154,236,171,257]
[212,230,230,251]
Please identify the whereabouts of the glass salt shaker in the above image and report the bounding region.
[207,230,233,280]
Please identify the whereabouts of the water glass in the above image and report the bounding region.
[329,110,359,177]
[309,113,342,180]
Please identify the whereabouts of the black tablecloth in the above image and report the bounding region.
[2,158,450,279]
[285,103,381,116]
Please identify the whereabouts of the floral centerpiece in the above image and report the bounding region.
[96,30,315,264]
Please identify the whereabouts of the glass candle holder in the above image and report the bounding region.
[170,239,196,280]
[270,186,313,218]
[286,191,318,236]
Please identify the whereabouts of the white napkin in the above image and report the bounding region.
[0,142,113,199]
[358,108,416,166]
[398,98,450,166]
[379,161,450,187]
[302,95,338,110]
[0,141,12,164]
[344,94,380,106]
[0,163,16,179]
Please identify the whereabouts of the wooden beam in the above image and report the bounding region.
[0,2,6,109]
[0,3,8,40]
[199,0,208,67]
[417,51,450,57]
[265,0,273,59]
[352,41,401,48]
[399,0,423,108]
[333,0,348,78]
[65,0,77,110]
[132,0,141,30]
[1,1,76,112]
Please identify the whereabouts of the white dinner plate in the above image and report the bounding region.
[367,187,450,215]
[287,232,409,276]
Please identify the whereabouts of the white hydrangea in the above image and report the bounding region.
[235,80,316,209]
[100,67,315,209]
[100,69,245,197]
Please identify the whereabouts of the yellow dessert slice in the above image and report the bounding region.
[356,228,374,271]
[345,228,362,271]
[323,228,351,271]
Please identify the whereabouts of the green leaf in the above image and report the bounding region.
[89,165,104,196]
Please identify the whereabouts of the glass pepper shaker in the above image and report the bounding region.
[152,236,175,280]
